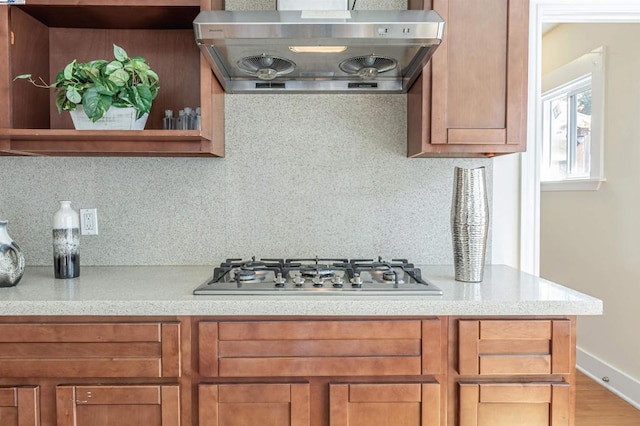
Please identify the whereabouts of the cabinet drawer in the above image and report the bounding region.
[459,382,570,426]
[200,319,444,377]
[0,322,180,378]
[458,320,572,375]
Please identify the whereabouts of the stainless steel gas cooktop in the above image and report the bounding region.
[193,257,443,295]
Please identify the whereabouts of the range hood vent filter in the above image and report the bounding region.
[339,55,398,79]
[193,9,445,93]
[238,55,296,81]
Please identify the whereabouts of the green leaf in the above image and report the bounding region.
[113,44,128,62]
[94,82,115,96]
[108,69,130,87]
[63,61,76,80]
[82,87,113,122]
[66,87,81,104]
[105,60,123,75]
[12,74,32,81]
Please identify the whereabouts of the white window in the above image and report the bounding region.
[540,46,606,191]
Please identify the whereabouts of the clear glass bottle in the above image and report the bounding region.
[163,109,175,130]
[53,201,80,279]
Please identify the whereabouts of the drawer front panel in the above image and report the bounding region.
[0,322,180,378]
[202,320,438,378]
[459,382,570,426]
[459,319,572,375]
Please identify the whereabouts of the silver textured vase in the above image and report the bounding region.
[451,166,489,282]
[0,220,25,287]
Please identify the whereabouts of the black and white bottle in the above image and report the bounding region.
[53,201,80,279]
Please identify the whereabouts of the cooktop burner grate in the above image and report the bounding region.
[194,256,443,295]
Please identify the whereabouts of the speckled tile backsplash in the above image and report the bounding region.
[0,0,493,266]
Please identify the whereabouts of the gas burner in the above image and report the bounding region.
[382,271,398,281]
[235,269,257,281]
[300,265,335,279]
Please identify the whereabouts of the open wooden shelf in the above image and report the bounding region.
[0,129,221,157]
[0,0,225,157]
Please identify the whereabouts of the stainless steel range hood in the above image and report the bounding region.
[193,9,444,94]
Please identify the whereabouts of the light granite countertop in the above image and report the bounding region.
[0,265,602,316]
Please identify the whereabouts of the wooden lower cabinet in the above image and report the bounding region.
[330,382,441,426]
[0,315,577,426]
[198,383,310,426]
[56,385,180,426]
[0,387,39,426]
[459,383,571,426]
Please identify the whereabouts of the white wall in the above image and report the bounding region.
[541,23,640,386]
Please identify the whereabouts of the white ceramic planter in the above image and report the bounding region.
[69,106,149,130]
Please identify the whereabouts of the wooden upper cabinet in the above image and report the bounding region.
[330,382,441,426]
[407,0,529,157]
[0,322,181,378]
[459,383,570,426]
[56,385,180,426]
[458,319,573,376]
[199,383,310,426]
[0,387,40,426]
[0,0,224,157]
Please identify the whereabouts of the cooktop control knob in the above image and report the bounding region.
[312,276,324,287]
[273,273,286,288]
[292,274,305,287]
[332,275,344,288]
[351,274,363,288]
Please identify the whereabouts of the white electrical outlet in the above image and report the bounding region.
[80,208,99,235]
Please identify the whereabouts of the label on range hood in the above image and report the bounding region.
[300,10,352,19]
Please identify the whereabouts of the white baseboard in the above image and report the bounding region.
[576,346,640,410]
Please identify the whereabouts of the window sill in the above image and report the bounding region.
[541,178,606,192]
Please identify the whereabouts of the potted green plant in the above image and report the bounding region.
[14,44,159,130]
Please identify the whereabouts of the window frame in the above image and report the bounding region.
[540,46,606,191]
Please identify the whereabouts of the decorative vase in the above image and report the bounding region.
[0,220,25,287]
[451,166,489,282]
[69,106,149,130]
[53,201,80,279]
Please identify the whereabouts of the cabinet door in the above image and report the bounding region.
[459,383,570,426]
[0,387,39,426]
[408,0,528,157]
[199,383,309,426]
[458,319,572,375]
[330,383,441,426]
[56,385,179,426]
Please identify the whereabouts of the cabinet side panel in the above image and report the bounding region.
[9,7,50,129]
[506,0,529,146]
[0,7,10,130]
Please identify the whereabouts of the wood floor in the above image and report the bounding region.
[576,372,640,425]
